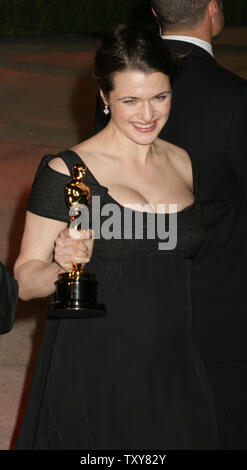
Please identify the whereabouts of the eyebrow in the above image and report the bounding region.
[118,90,171,101]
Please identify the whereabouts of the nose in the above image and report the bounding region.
[138,101,153,122]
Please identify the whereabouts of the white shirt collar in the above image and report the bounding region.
[162,35,214,57]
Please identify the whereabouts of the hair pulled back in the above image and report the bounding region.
[93,25,178,98]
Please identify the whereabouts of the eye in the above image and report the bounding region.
[155,95,168,101]
[122,100,137,104]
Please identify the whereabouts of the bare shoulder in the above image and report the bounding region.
[48,157,70,175]
[157,139,193,187]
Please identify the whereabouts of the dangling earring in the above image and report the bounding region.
[103,104,110,115]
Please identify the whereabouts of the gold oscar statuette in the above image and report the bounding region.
[48,164,106,319]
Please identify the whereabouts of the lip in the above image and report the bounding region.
[130,120,158,133]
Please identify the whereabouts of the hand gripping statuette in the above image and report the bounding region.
[48,164,106,318]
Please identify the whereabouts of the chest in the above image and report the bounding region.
[104,167,194,213]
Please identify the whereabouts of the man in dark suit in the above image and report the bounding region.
[149,0,247,449]
[0,262,18,334]
[94,0,247,450]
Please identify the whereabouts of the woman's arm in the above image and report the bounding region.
[14,211,67,300]
[15,156,93,301]
[14,211,93,301]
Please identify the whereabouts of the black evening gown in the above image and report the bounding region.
[15,150,218,449]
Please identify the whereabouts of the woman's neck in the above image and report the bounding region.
[98,121,157,165]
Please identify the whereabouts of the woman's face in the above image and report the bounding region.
[102,69,172,146]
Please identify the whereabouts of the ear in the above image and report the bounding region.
[208,0,218,22]
[99,88,108,106]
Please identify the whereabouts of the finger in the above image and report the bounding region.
[61,254,90,264]
[55,237,87,250]
[69,227,83,239]
[58,228,71,238]
[80,229,94,239]
[54,253,90,270]
[55,245,89,258]
[83,237,94,255]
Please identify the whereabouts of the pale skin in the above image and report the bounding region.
[14,70,195,301]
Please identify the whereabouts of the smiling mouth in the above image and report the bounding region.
[131,120,158,132]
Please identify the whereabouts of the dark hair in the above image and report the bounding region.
[93,25,178,98]
[151,0,221,31]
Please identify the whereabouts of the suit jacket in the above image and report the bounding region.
[94,40,247,362]
[0,263,18,334]
[160,40,247,362]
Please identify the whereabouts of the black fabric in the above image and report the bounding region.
[27,150,203,260]
[15,150,218,449]
[95,40,247,449]
[27,151,80,223]
[94,40,247,449]
[159,41,247,357]
[0,263,18,334]
[161,42,247,450]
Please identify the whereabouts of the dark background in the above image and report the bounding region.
[0,0,246,38]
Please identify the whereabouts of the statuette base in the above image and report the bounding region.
[48,273,106,319]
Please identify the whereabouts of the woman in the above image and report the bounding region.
[14,26,218,449]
